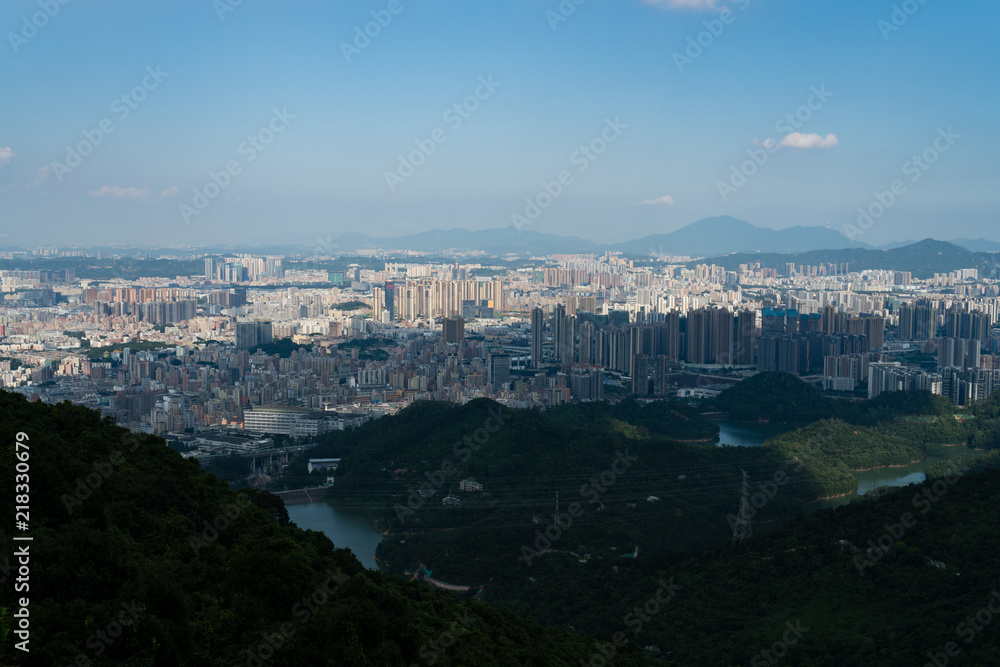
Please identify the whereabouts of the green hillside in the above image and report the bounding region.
[0,391,657,666]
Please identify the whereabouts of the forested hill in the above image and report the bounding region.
[0,391,658,666]
[688,238,995,279]
[712,371,969,429]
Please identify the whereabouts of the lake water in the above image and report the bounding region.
[712,421,974,509]
[715,420,796,448]
[286,502,383,571]
[285,432,975,562]
[813,444,974,509]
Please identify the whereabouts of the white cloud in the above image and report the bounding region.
[88,186,152,200]
[779,132,839,149]
[160,186,179,198]
[0,146,15,165]
[643,0,719,9]
[639,195,677,206]
[26,166,51,188]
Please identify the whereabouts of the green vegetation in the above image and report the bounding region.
[0,256,206,279]
[296,393,1000,664]
[252,337,313,358]
[332,300,367,311]
[86,340,173,359]
[711,371,846,423]
[712,371,968,429]
[8,379,1000,665]
[0,391,656,666]
[315,399,812,581]
[763,420,923,499]
[901,351,939,370]
[336,337,392,350]
[927,449,1000,477]
[0,357,22,370]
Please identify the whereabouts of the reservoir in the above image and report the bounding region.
[712,420,975,508]
[285,430,975,563]
[715,420,795,448]
[286,501,383,571]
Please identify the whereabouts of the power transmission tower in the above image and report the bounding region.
[731,470,753,545]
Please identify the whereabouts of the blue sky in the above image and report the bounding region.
[1,0,997,248]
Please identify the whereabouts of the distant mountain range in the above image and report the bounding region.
[328,216,998,258]
[609,216,869,256]
[692,238,999,279]
[882,238,1000,253]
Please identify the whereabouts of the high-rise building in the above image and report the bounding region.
[442,316,465,344]
[531,307,544,369]
[384,281,396,321]
[553,305,567,361]
[633,354,667,396]
[488,350,511,390]
[899,302,934,341]
[204,258,216,281]
[659,312,681,362]
[578,320,595,365]
[737,310,756,365]
[235,320,273,350]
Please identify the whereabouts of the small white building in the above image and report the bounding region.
[459,478,483,492]
[307,458,341,474]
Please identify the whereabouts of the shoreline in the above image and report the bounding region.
[849,456,924,472]
[812,489,856,502]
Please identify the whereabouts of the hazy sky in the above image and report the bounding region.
[1,0,997,248]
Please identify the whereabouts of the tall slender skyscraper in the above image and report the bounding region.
[553,305,566,361]
[384,281,396,321]
[531,307,544,369]
[578,320,594,365]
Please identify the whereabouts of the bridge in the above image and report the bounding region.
[195,444,315,473]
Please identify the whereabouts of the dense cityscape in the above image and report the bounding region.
[4,1,1000,664]
[4,239,1000,448]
